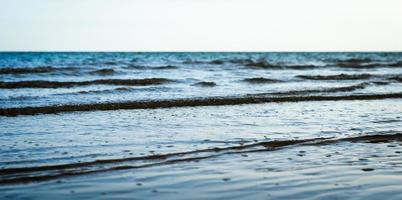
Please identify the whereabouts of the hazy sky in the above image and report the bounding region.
[0,0,401,51]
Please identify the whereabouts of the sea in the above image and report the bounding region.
[1,52,402,199]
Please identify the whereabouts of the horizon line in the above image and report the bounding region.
[1,51,402,53]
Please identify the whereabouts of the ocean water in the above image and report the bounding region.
[1,52,402,199]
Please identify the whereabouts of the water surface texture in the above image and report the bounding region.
[1,52,402,199]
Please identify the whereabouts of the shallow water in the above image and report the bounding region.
[1,52,402,199]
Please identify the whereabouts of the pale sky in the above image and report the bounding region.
[0,0,401,51]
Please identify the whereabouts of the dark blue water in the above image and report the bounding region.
[1,52,401,108]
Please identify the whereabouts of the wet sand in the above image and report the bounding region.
[1,133,401,185]
[1,133,401,199]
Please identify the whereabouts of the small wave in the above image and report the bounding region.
[243,59,279,68]
[297,73,372,80]
[181,58,319,69]
[103,61,118,65]
[209,60,225,65]
[1,92,402,116]
[88,69,116,76]
[332,58,402,68]
[59,86,170,96]
[0,66,54,74]
[0,95,41,101]
[0,78,173,89]
[389,61,402,67]
[182,60,204,64]
[153,65,178,70]
[267,83,369,95]
[371,81,390,85]
[125,65,178,70]
[389,76,402,83]
[243,77,282,84]
[75,87,133,94]
[282,64,317,69]
[182,58,317,69]
[230,59,317,69]
[183,59,227,65]
[0,66,78,75]
[335,58,373,68]
[125,65,147,69]
[372,119,402,124]
[0,132,400,185]
[219,58,402,69]
[192,81,217,87]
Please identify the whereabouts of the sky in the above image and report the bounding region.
[0,0,401,51]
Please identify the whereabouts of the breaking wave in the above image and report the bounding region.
[1,92,402,116]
